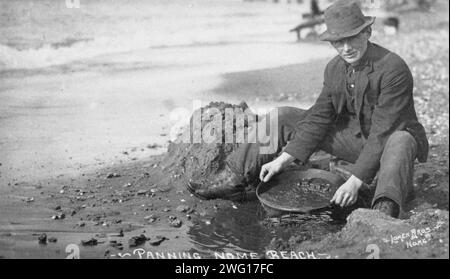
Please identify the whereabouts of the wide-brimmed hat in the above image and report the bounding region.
[319,0,375,42]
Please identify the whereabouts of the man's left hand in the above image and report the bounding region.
[330,175,363,207]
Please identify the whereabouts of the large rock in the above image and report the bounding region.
[271,208,449,259]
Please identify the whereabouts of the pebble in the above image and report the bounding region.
[81,238,98,246]
[129,234,148,247]
[51,213,65,220]
[176,205,190,213]
[48,237,58,243]
[144,215,157,223]
[149,236,168,246]
[147,144,161,149]
[76,222,86,228]
[137,190,148,195]
[38,233,47,244]
[168,216,182,228]
[109,241,123,250]
[106,173,121,179]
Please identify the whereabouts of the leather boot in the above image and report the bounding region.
[186,163,256,202]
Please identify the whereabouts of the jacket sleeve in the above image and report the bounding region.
[283,67,337,163]
[350,63,414,183]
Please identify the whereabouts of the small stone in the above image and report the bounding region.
[149,236,168,246]
[144,215,156,223]
[109,241,123,249]
[48,237,58,243]
[106,173,121,179]
[76,222,86,228]
[176,205,190,213]
[163,207,171,212]
[38,233,47,244]
[81,238,98,246]
[146,144,161,149]
[168,216,182,228]
[129,234,148,248]
[137,190,148,195]
[51,213,65,220]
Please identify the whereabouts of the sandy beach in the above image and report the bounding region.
[0,0,448,259]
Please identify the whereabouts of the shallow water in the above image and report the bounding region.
[0,201,345,259]
[0,0,314,70]
[185,201,345,258]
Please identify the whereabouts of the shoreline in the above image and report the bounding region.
[0,41,334,185]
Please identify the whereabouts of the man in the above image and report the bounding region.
[187,0,428,218]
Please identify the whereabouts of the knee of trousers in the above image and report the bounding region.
[268,106,306,126]
[380,131,417,164]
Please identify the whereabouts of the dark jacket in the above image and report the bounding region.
[284,42,429,183]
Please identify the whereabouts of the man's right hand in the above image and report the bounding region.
[259,160,283,183]
[259,152,296,183]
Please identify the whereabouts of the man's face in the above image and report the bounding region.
[331,30,370,64]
